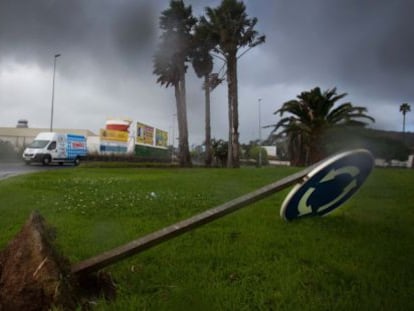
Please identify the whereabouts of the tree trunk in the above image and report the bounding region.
[403,113,406,133]
[226,53,240,168]
[174,68,192,167]
[204,75,212,167]
[308,131,324,165]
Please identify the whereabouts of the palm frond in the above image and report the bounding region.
[268,86,375,164]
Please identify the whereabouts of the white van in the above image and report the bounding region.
[23,132,87,165]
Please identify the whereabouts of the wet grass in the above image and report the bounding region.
[0,167,413,310]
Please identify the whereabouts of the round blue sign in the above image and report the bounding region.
[280,149,374,221]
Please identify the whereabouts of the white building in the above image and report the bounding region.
[0,122,95,151]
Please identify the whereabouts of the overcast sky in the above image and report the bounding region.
[1,0,413,146]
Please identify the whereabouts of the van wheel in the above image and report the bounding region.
[74,157,80,166]
[42,156,51,166]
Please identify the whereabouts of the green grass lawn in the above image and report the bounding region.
[1,166,413,310]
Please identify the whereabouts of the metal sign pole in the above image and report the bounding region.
[71,167,311,275]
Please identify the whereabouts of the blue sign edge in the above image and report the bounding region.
[280,149,374,221]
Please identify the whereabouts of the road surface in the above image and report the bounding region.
[0,161,71,180]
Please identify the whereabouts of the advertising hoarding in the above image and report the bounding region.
[155,128,168,148]
[136,122,154,146]
[100,129,129,142]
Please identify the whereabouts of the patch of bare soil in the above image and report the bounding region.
[0,211,117,310]
[0,211,77,310]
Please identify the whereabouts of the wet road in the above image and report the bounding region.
[0,161,71,180]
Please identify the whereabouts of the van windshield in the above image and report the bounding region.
[28,140,50,149]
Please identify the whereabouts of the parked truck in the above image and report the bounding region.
[23,132,87,165]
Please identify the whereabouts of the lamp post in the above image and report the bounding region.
[258,98,262,167]
[50,53,61,132]
[172,113,176,162]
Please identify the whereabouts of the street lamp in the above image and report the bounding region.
[258,98,262,167]
[50,53,61,132]
[171,113,176,162]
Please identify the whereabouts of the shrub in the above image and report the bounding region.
[249,146,268,165]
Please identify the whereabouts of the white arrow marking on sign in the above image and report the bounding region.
[316,179,357,213]
[297,166,360,216]
[297,187,315,216]
[320,166,360,183]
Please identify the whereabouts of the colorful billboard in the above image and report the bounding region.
[100,129,129,142]
[136,122,154,146]
[155,129,168,148]
[136,122,168,149]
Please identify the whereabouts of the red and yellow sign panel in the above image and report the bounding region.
[100,129,129,142]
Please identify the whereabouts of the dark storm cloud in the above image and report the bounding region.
[0,0,158,74]
[0,0,412,140]
[112,2,157,59]
[251,0,414,101]
[2,0,413,97]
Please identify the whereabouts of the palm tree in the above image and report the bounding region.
[153,0,196,167]
[268,87,375,165]
[400,103,411,133]
[191,23,217,167]
[200,0,265,168]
